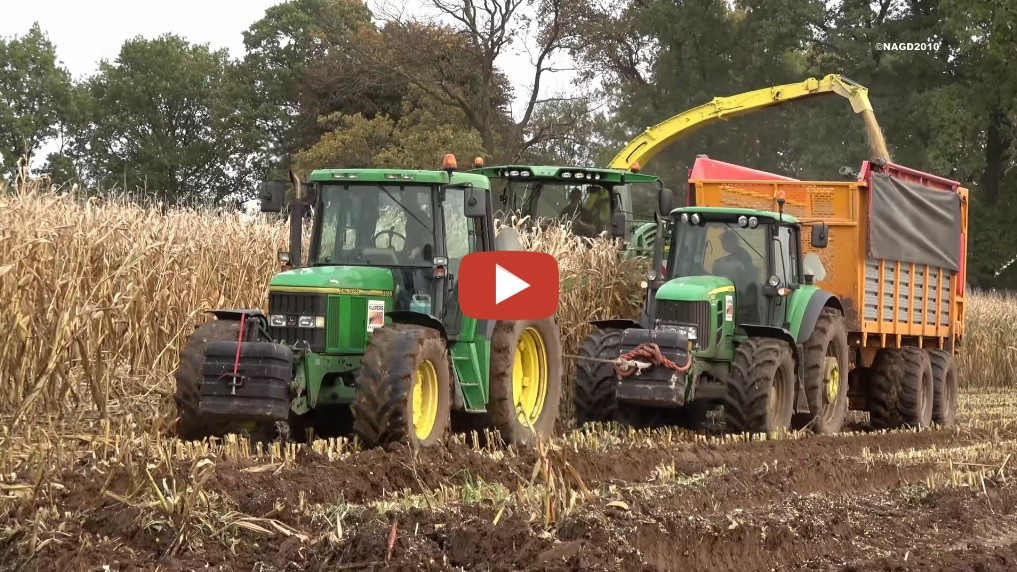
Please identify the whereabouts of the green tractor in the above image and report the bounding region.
[573,202,846,434]
[174,156,563,449]
[467,161,674,259]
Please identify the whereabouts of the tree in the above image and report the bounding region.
[71,35,259,204]
[350,0,578,161]
[294,85,486,172]
[241,0,385,175]
[0,23,75,176]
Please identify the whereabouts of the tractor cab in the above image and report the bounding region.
[258,159,493,355]
[467,162,672,247]
[657,206,806,336]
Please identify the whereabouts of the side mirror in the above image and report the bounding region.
[465,187,487,218]
[303,183,318,207]
[658,187,675,215]
[810,222,829,249]
[610,211,627,237]
[260,182,287,213]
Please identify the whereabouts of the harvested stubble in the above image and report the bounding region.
[0,184,644,425]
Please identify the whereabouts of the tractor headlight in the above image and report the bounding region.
[269,314,286,327]
[738,215,748,227]
[315,316,326,328]
[748,216,759,228]
[520,170,531,177]
[298,315,324,328]
[647,269,658,281]
[681,213,689,223]
[691,213,701,225]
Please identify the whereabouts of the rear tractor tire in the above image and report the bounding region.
[929,349,958,426]
[868,347,934,429]
[724,337,796,435]
[488,317,563,445]
[174,320,243,440]
[353,325,451,449]
[800,308,850,434]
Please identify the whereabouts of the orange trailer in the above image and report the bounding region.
[688,157,968,415]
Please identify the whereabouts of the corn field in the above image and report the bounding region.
[4,181,1017,570]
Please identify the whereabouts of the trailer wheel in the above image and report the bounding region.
[725,337,795,434]
[353,324,451,449]
[868,347,934,429]
[800,308,850,434]
[928,349,958,426]
[488,317,563,445]
[573,328,624,426]
[174,320,242,440]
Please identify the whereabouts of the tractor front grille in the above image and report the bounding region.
[267,292,327,351]
[656,300,711,349]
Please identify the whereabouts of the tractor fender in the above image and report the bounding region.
[794,291,843,344]
[738,325,799,365]
[386,311,449,342]
[589,319,644,331]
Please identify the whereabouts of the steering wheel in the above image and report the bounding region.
[373,229,406,249]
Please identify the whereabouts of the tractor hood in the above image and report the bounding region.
[269,265,395,296]
[655,275,735,302]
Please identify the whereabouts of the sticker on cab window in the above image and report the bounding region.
[725,295,734,322]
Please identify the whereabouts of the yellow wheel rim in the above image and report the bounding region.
[824,356,840,404]
[513,327,549,426]
[412,359,439,440]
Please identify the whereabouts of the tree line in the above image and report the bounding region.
[1,0,1014,287]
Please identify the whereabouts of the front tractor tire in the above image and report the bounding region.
[488,317,563,445]
[868,347,934,429]
[353,325,451,449]
[573,328,623,426]
[725,337,796,434]
[800,308,850,434]
[174,320,242,440]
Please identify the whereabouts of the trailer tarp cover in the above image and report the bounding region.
[868,172,962,271]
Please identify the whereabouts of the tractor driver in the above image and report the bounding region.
[574,185,611,238]
[396,198,435,311]
[713,229,761,322]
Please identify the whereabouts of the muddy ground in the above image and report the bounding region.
[4,397,1017,571]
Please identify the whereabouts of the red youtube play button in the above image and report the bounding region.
[459,251,559,320]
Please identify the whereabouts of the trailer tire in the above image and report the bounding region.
[725,337,795,434]
[353,325,451,449]
[174,320,242,440]
[488,317,563,445]
[573,328,624,426]
[800,308,850,434]
[929,349,958,426]
[868,347,934,429]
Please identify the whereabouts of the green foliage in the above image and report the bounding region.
[70,35,259,203]
[294,86,485,172]
[241,0,384,175]
[0,23,75,175]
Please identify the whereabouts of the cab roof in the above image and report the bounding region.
[308,168,490,189]
[670,205,799,224]
[469,165,660,184]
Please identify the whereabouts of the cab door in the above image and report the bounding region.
[440,186,483,339]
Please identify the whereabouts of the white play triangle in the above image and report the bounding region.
[495,264,530,304]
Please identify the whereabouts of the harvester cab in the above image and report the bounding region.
[467,162,675,255]
[174,155,564,450]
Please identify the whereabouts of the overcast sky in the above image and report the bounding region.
[1,0,578,111]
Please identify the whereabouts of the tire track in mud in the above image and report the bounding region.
[206,425,991,517]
